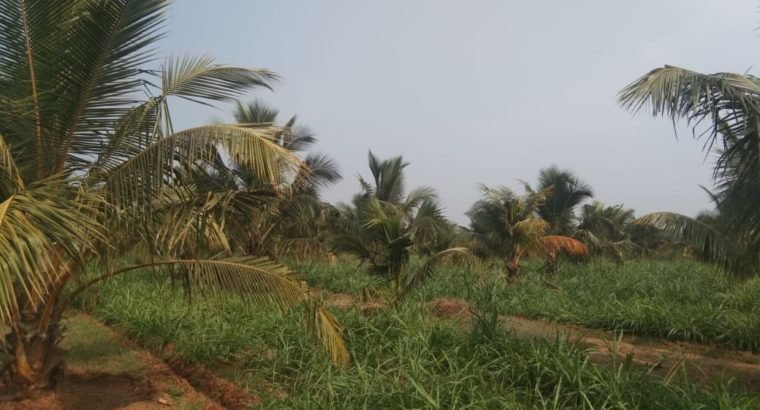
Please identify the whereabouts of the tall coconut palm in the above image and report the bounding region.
[529,166,594,235]
[465,185,588,282]
[0,0,346,396]
[619,65,760,274]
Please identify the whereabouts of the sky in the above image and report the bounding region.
[160,0,759,224]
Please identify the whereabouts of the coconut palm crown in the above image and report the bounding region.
[619,65,760,275]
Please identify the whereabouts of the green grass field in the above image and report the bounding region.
[75,257,760,409]
[294,257,760,350]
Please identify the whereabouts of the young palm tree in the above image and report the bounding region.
[352,151,452,254]
[227,101,342,259]
[334,197,467,299]
[619,65,760,274]
[575,201,641,261]
[577,202,634,240]
[332,152,466,298]
[529,166,594,235]
[465,185,588,282]
[0,0,346,396]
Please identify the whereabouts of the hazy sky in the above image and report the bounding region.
[160,1,758,224]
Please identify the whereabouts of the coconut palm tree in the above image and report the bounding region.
[333,197,467,299]
[465,185,588,282]
[227,101,342,259]
[529,166,594,235]
[350,151,452,254]
[332,152,465,298]
[619,65,760,274]
[575,201,642,261]
[578,202,634,241]
[0,0,346,396]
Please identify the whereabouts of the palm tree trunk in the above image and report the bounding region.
[1,282,67,399]
[2,309,65,398]
[545,252,558,275]
[505,259,520,285]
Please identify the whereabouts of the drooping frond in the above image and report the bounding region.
[619,67,760,222]
[620,65,760,273]
[149,189,235,255]
[306,301,350,366]
[0,180,103,323]
[72,257,348,365]
[537,236,588,257]
[399,247,470,298]
[619,66,760,128]
[0,133,22,193]
[104,124,301,208]
[121,257,305,307]
[636,212,745,273]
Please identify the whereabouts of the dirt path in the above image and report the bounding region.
[0,312,225,410]
[481,305,760,392]
[322,290,760,394]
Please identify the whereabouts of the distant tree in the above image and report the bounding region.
[332,152,466,298]
[575,201,641,261]
[227,101,342,260]
[353,151,452,255]
[529,166,594,235]
[465,186,588,283]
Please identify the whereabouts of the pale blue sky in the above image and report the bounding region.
[160,1,757,223]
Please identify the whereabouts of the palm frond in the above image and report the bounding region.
[292,153,342,195]
[536,236,588,257]
[513,218,550,238]
[73,257,348,365]
[94,98,163,172]
[619,66,760,185]
[636,212,744,273]
[306,301,349,366]
[104,124,300,208]
[233,100,279,124]
[161,55,277,106]
[0,180,104,323]
[0,133,22,193]
[402,186,437,213]
[399,247,470,298]
[46,0,170,172]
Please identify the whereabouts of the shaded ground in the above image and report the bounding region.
[322,290,760,395]
[0,312,220,410]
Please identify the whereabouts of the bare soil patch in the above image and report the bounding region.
[0,312,220,410]
[161,344,261,410]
